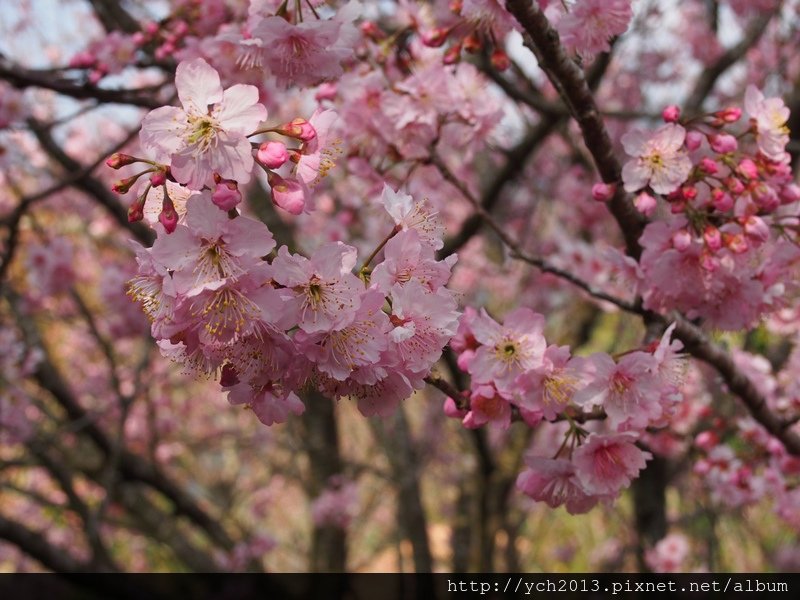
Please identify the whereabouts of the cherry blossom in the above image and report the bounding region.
[140,58,267,189]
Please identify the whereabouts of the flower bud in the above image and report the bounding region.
[738,158,759,179]
[634,191,657,216]
[269,173,306,215]
[443,42,462,65]
[743,215,769,243]
[360,21,385,41]
[127,194,146,223]
[709,133,738,154]
[421,27,449,48]
[591,182,615,202]
[106,153,138,169]
[699,157,718,174]
[149,170,167,186]
[212,178,241,211]
[662,105,680,123]
[443,396,467,418]
[703,225,722,251]
[463,32,482,53]
[278,118,316,142]
[159,195,179,233]
[672,229,692,251]
[685,130,703,151]
[112,174,141,194]
[257,141,289,169]
[711,188,733,212]
[490,49,510,71]
[715,107,742,123]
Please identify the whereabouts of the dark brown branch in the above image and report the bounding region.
[0,56,162,109]
[86,0,141,34]
[27,118,154,246]
[505,0,800,456]
[0,126,142,284]
[504,0,646,259]
[0,514,91,572]
[440,51,613,259]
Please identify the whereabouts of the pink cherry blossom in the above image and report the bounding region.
[271,242,363,333]
[463,383,513,429]
[621,124,692,195]
[381,185,445,250]
[517,456,599,515]
[468,308,547,391]
[744,86,790,161]
[370,229,456,293]
[140,58,267,189]
[572,433,652,495]
[572,352,662,430]
[251,17,354,88]
[558,0,633,57]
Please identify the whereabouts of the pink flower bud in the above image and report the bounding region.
[703,225,722,251]
[695,431,718,451]
[106,153,138,169]
[700,250,719,272]
[699,157,718,174]
[269,173,306,215]
[725,176,745,195]
[711,188,733,212]
[753,185,779,211]
[681,185,697,201]
[443,396,467,418]
[591,182,615,202]
[743,215,770,243]
[132,32,147,46]
[212,179,241,211]
[112,174,141,194]
[127,194,146,223]
[463,32,482,53]
[715,107,742,123]
[159,196,179,233]
[490,49,510,71]
[149,171,167,186]
[315,82,337,102]
[257,141,289,169]
[360,21,385,41]
[144,21,159,35]
[662,105,680,123]
[737,158,759,180]
[421,27,449,48]
[69,51,95,69]
[280,118,316,142]
[723,232,749,254]
[685,130,703,151]
[634,191,657,216]
[709,133,738,154]
[672,229,692,251]
[443,43,462,65]
[780,183,800,204]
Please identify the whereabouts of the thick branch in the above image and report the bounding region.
[0,57,161,108]
[504,0,645,258]
[0,514,89,572]
[27,118,154,245]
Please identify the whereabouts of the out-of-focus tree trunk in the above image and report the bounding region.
[302,390,346,572]
[632,454,668,571]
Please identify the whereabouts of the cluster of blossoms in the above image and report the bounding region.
[447,307,685,513]
[110,58,340,226]
[96,0,800,525]
[614,88,800,330]
[128,184,459,424]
